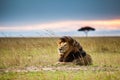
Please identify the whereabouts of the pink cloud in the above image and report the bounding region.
[0,19,120,31]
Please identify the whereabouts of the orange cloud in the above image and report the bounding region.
[0,19,120,31]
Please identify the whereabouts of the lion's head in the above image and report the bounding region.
[57,36,82,56]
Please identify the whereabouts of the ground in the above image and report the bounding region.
[0,37,120,80]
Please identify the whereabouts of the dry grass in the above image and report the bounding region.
[0,37,120,80]
[0,37,120,68]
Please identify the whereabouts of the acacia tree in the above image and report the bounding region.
[78,26,95,37]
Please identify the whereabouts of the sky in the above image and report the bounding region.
[0,0,120,37]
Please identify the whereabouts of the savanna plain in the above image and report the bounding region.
[0,37,120,80]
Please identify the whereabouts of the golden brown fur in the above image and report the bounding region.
[57,36,92,65]
[73,54,92,65]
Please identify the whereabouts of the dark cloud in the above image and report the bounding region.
[0,0,120,25]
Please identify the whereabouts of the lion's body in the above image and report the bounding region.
[59,49,86,62]
[57,36,92,65]
[73,54,92,65]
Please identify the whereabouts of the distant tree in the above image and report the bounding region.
[78,26,95,37]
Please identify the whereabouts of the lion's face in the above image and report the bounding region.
[58,42,70,55]
[57,36,82,56]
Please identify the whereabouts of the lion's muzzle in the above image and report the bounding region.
[58,48,64,53]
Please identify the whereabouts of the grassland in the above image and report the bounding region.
[0,37,120,80]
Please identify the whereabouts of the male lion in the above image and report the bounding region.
[57,36,92,65]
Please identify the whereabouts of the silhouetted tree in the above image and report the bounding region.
[78,26,95,37]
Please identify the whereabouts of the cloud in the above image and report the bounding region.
[0,19,120,31]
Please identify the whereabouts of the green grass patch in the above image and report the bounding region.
[0,70,120,80]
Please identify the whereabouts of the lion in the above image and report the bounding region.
[57,36,92,65]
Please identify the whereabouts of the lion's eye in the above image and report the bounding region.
[64,44,67,47]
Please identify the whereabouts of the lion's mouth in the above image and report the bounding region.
[58,48,63,53]
[58,49,65,54]
[59,50,64,53]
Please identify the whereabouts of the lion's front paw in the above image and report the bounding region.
[55,62,66,65]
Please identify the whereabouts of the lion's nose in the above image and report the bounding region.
[59,48,62,51]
